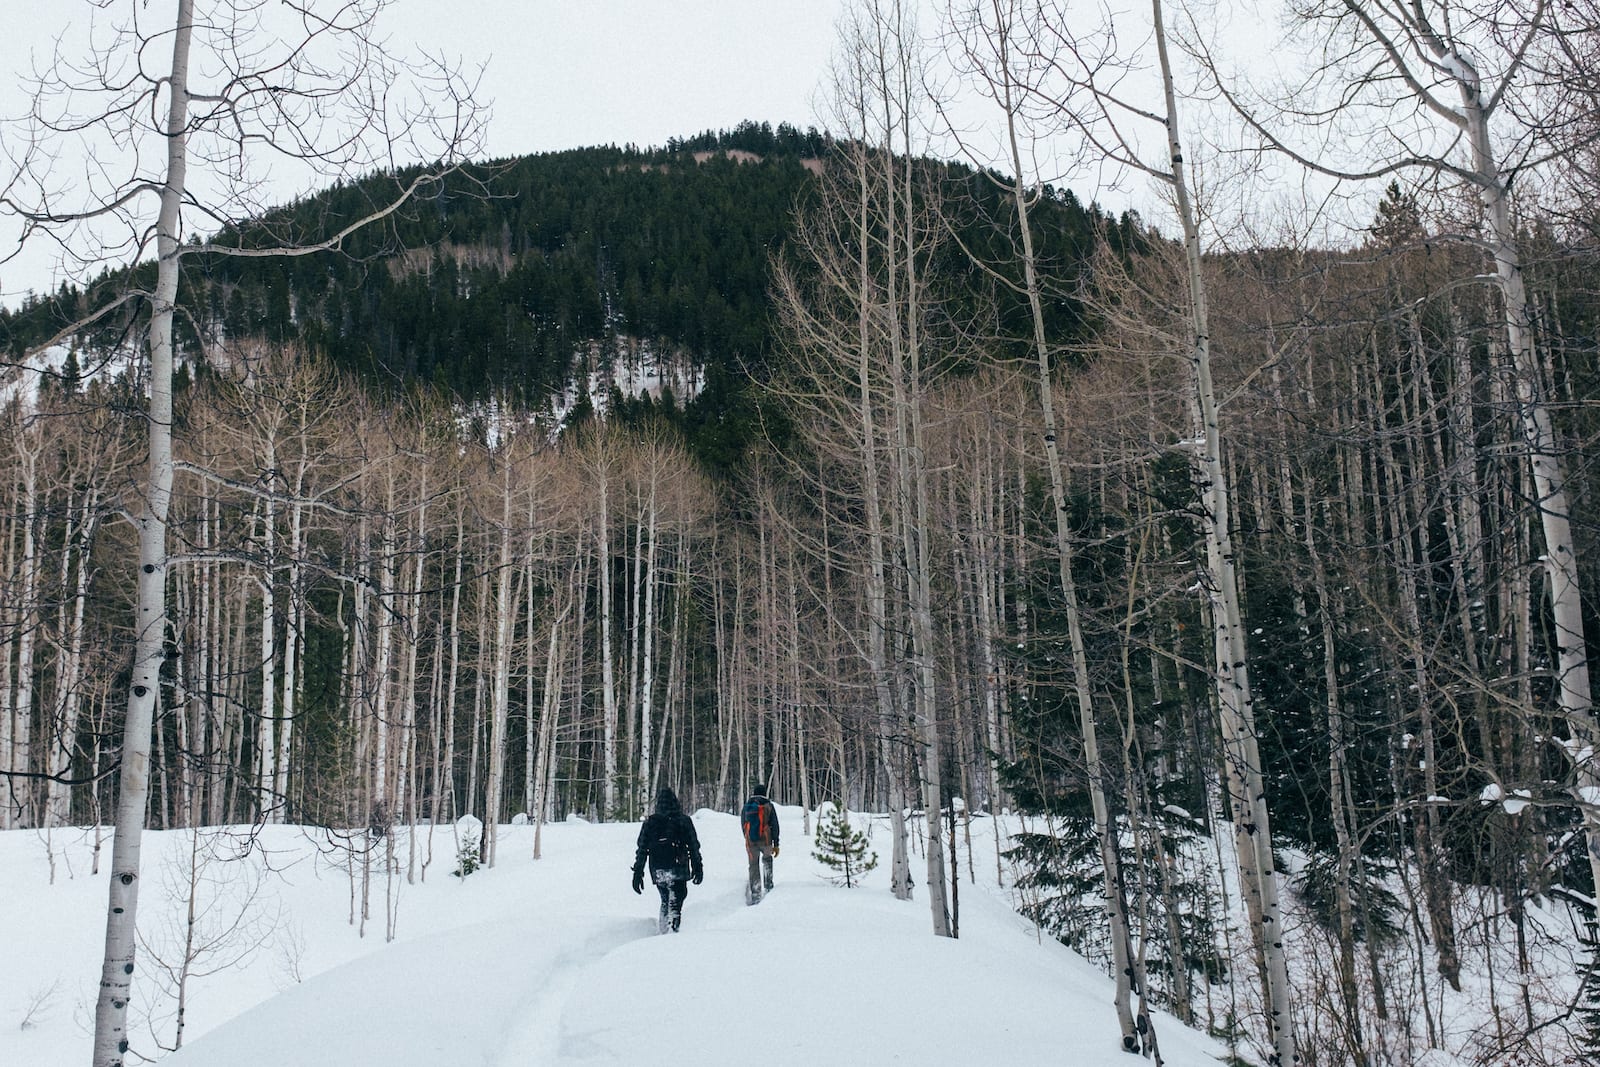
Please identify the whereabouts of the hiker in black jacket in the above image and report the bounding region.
[631,787,703,933]
[740,784,780,904]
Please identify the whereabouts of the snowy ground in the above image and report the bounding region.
[2,808,1233,1067]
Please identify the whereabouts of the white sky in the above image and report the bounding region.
[0,0,854,306]
[391,0,851,159]
[0,0,1314,310]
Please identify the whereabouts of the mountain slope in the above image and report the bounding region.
[0,122,1126,470]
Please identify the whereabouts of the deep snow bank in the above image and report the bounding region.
[3,811,1229,1066]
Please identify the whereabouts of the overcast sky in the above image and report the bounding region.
[0,0,1261,309]
[394,0,851,158]
[0,0,854,305]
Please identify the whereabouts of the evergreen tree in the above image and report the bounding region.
[812,803,878,888]
[1576,906,1600,1061]
[453,815,483,879]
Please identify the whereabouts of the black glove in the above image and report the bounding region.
[692,866,704,885]
[631,868,644,894]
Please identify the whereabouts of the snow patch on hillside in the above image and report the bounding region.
[455,335,704,447]
[0,342,139,409]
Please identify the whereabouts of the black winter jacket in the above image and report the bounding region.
[633,797,703,881]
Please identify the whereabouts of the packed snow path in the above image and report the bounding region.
[4,810,1232,1066]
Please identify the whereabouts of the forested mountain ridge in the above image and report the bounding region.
[0,120,1123,470]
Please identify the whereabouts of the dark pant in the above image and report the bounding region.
[746,840,775,898]
[653,869,687,931]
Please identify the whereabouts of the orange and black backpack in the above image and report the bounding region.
[741,797,769,843]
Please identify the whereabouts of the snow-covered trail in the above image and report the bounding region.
[5,810,1233,1067]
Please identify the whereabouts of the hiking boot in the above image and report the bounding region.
[670,910,682,932]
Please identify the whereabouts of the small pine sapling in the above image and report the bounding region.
[812,802,877,887]
[453,815,483,879]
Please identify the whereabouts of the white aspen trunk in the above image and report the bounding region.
[532,593,571,859]
[627,485,645,810]
[524,557,538,816]
[786,553,811,828]
[1114,582,1161,1056]
[395,477,429,845]
[371,501,397,825]
[466,569,489,818]
[991,33,1139,1034]
[0,478,15,830]
[1391,334,1466,990]
[483,481,516,867]
[713,545,734,807]
[732,561,750,800]
[349,516,371,815]
[755,509,772,786]
[93,6,192,1060]
[579,537,598,812]
[905,389,949,937]
[256,451,278,819]
[1454,73,1600,887]
[970,445,1005,818]
[425,586,446,873]
[225,572,251,825]
[193,498,215,827]
[47,498,100,826]
[1152,3,1296,1060]
[9,439,40,828]
[869,22,950,927]
[638,475,660,811]
[899,308,950,937]
[655,534,689,798]
[272,489,306,825]
[597,466,619,818]
[47,492,80,822]
[851,136,912,902]
[443,515,466,822]
[1447,312,1488,636]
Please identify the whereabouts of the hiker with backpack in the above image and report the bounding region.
[631,787,703,933]
[740,785,780,904]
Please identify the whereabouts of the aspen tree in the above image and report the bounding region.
[575,425,625,819]
[0,0,481,1055]
[946,0,1146,1043]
